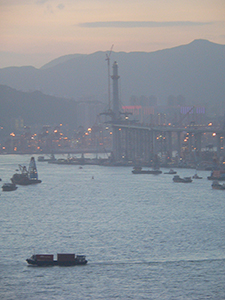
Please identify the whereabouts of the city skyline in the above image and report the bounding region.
[0,0,224,68]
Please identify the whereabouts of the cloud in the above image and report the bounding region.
[36,0,49,4]
[78,21,214,28]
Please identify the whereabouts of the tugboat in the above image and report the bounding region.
[11,157,42,185]
[26,253,87,266]
[2,182,18,191]
[192,173,203,179]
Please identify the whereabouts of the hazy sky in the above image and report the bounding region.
[0,0,224,68]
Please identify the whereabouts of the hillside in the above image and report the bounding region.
[0,85,79,134]
[0,39,225,113]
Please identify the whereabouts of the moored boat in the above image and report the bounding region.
[132,166,162,174]
[2,182,18,191]
[211,180,225,190]
[38,153,56,162]
[192,173,203,179]
[26,253,87,266]
[164,169,177,174]
[11,157,42,185]
[173,175,192,183]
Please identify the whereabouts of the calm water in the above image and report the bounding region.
[1,155,225,299]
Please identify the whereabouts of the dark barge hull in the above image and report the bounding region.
[11,174,42,185]
[132,170,162,174]
[26,259,87,266]
[207,176,225,181]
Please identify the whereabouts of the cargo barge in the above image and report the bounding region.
[26,253,87,266]
[207,170,225,181]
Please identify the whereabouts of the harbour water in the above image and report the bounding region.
[1,155,225,299]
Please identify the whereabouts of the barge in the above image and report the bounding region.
[26,253,87,266]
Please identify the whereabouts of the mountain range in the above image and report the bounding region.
[0,39,224,114]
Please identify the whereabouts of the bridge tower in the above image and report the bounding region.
[111,61,121,161]
[111,61,120,121]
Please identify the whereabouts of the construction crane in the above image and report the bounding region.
[178,106,195,127]
[105,44,114,110]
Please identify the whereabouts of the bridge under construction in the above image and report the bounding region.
[105,61,225,165]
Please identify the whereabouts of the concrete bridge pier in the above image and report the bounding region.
[217,134,222,159]
[195,132,202,158]
[167,131,172,159]
[177,132,181,158]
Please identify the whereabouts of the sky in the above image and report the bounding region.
[0,0,225,68]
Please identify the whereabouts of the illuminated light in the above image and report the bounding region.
[54,130,58,133]
[208,122,212,126]
[106,127,109,130]
[0,127,3,129]
[119,128,121,131]
[168,123,171,126]
[60,133,63,135]
[85,132,89,135]
[184,139,187,142]
[37,146,40,150]
[10,132,15,137]
[60,124,62,126]
[46,131,49,134]
[88,128,92,132]
[212,133,216,136]
[125,116,128,120]
[110,132,112,135]
[64,137,68,140]
[14,147,17,151]
[34,134,37,136]
[2,147,5,150]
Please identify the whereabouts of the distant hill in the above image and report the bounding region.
[0,85,79,134]
[0,39,225,113]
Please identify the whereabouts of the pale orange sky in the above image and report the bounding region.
[0,0,224,68]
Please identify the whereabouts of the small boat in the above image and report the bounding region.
[192,173,202,179]
[11,157,42,185]
[26,253,88,266]
[2,183,18,191]
[211,180,225,190]
[173,175,192,183]
[164,169,177,174]
[132,166,162,175]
